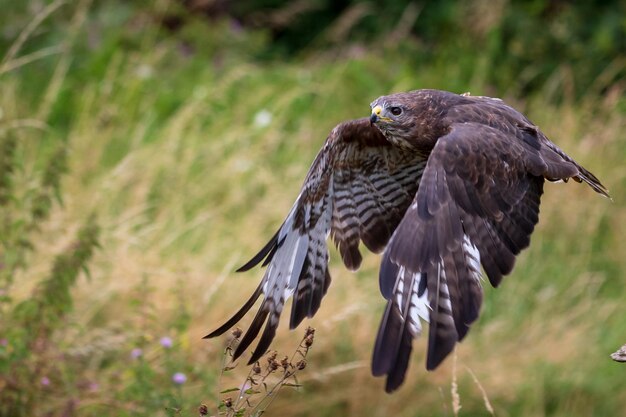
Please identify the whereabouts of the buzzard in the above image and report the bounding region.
[205,89,609,392]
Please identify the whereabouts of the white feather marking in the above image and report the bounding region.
[436,261,453,313]
[395,266,406,306]
[287,234,309,291]
[462,234,482,283]
[262,263,273,294]
[259,205,300,302]
[279,184,333,301]
[407,271,429,336]
[410,273,430,322]
[279,208,296,241]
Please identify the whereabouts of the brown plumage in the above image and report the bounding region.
[205,89,609,392]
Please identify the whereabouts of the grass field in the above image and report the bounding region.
[1,2,625,416]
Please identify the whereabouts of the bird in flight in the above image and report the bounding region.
[205,89,609,392]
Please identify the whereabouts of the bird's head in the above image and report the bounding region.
[369,101,406,126]
[369,94,417,146]
[369,90,448,152]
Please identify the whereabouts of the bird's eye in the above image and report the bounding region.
[389,107,402,116]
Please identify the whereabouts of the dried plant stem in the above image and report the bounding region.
[37,0,93,121]
[464,365,495,416]
[0,0,67,73]
[232,364,257,413]
[248,369,296,416]
[217,339,236,384]
[451,350,461,416]
[0,45,65,76]
[1,118,49,132]
[215,327,314,416]
[248,329,313,415]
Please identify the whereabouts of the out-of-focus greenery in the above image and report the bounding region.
[0,1,624,416]
[170,0,626,100]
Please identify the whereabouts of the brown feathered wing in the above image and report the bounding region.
[373,120,608,392]
[205,118,427,364]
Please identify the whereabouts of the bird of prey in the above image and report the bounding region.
[205,89,609,392]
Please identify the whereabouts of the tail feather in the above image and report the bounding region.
[373,260,429,392]
[384,328,413,392]
[426,263,459,371]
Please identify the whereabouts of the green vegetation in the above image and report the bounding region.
[0,1,624,416]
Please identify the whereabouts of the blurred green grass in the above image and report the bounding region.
[0,1,625,416]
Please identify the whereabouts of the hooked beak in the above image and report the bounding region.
[370,105,383,125]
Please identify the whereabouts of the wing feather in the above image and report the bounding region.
[373,118,603,389]
[206,118,426,363]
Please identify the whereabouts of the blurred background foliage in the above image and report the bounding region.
[2,0,625,104]
[0,0,624,416]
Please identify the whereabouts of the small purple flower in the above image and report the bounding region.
[41,376,50,386]
[89,382,99,392]
[0,338,7,347]
[159,336,173,349]
[130,348,143,359]
[172,372,187,385]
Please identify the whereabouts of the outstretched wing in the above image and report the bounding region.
[373,121,608,392]
[205,118,427,364]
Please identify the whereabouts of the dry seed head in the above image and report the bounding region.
[281,355,289,371]
[198,404,209,416]
[296,360,307,370]
[268,359,279,372]
[305,327,315,337]
[252,362,261,374]
[304,334,314,348]
[266,351,277,362]
[232,327,242,339]
[223,397,233,408]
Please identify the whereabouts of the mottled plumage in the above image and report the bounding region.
[205,89,609,392]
